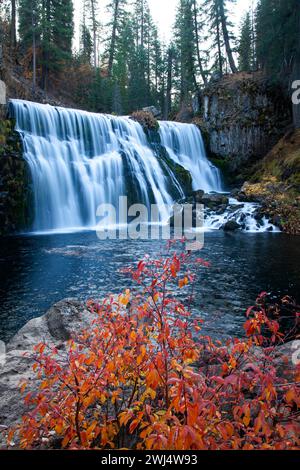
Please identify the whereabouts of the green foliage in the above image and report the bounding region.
[255,0,299,77]
[173,0,197,102]
[18,0,74,89]
[238,12,253,72]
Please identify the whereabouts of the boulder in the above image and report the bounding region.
[202,193,229,209]
[0,299,92,447]
[191,189,205,203]
[223,220,241,231]
[142,106,161,118]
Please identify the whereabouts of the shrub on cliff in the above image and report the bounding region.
[8,243,300,450]
[130,111,159,132]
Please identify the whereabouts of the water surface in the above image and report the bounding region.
[0,231,299,343]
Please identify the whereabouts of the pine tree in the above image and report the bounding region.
[203,0,237,75]
[18,0,74,90]
[163,44,175,119]
[203,0,225,76]
[105,0,128,77]
[192,0,208,86]
[255,0,298,76]
[88,0,99,68]
[174,0,197,103]
[127,0,159,109]
[10,0,16,50]
[218,0,237,73]
[238,11,252,72]
[79,2,93,65]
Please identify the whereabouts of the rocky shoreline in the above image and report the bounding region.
[170,189,280,233]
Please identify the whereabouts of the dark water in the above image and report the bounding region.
[0,231,299,343]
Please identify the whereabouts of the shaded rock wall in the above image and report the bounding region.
[200,73,292,173]
[0,119,32,235]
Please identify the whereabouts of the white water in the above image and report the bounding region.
[159,121,223,192]
[10,100,278,234]
[10,100,222,232]
[204,198,280,233]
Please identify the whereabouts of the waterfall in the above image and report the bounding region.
[159,121,223,192]
[10,99,222,233]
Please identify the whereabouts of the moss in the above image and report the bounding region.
[145,129,193,197]
[0,118,32,235]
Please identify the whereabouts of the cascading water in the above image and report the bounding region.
[10,99,222,233]
[159,121,223,192]
[10,99,278,234]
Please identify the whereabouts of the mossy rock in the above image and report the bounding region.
[146,129,193,197]
[0,118,32,235]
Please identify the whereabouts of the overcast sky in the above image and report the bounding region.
[73,0,256,50]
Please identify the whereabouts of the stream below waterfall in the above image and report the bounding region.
[0,231,299,343]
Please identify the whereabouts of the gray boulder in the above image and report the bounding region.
[142,106,161,118]
[223,220,241,231]
[0,299,92,447]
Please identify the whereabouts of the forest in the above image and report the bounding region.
[0,0,299,119]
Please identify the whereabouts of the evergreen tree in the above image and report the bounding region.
[174,0,197,103]
[79,0,93,64]
[10,0,16,50]
[18,0,74,90]
[127,0,161,110]
[88,0,99,68]
[203,0,237,75]
[192,0,208,86]
[238,11,252,72]
[256,0,298,77]
[104,0,128,77]
[218,0,237,73]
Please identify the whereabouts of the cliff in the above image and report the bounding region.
[199,72,292,174]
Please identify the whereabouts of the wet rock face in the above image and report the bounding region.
[201,73,292,172]
[223,220,241,231]
[0,119,32,236]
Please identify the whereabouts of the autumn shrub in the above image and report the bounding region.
[8,243,300,450]
[130,111,159,131]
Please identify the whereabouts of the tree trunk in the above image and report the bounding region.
[164,48,173,120]
[292,6,300,128]
[41,0,51,91]
[219,0,237,73]
[10,0,17,51]
[108,0,119,77]
[32,9,37,94]
[216,8,223,76]
[90,0,98,68]
[192,0,207,86]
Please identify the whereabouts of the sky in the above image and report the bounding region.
[73,0,256,50]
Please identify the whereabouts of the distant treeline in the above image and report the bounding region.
[0,0,299,117]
